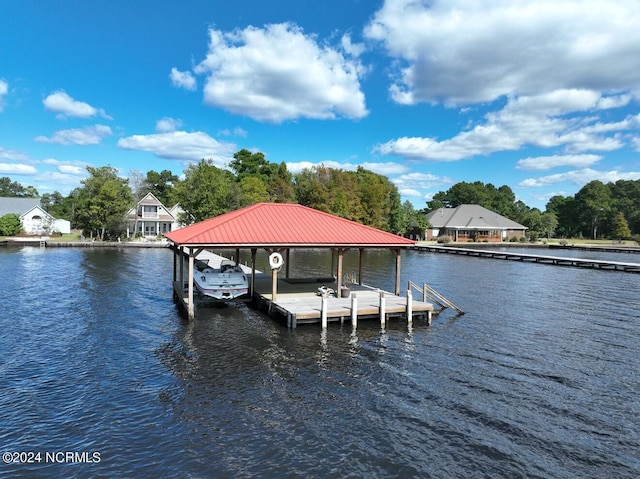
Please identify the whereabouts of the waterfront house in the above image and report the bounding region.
[425,204,526,242]
[125,193,184,238]
[0,197,71,234]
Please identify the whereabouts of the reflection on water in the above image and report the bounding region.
[0,246,638,478]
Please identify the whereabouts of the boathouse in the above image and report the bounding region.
[164,202,423,323]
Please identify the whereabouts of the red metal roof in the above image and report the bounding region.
[164,203,415,247]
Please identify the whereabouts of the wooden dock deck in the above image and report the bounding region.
[414,244,640,273]
[251,276,434,327]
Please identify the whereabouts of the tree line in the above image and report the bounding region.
[2,152,639,242]
[428,179,640,241]
[1,149,422,240]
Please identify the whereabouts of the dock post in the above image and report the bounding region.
[271,268,278,302]
[321,291,328,329]
[351,293,358,329]
[406,290,413,326]
[427,310,432,326]
[379,291,386,328]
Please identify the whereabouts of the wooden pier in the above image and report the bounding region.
[414,244,640,273]
[251,276,434,328]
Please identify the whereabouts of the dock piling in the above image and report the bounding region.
[379,291,386,328]
[406,290,413,326]
[351,293,358,329]
[321,291,328,329]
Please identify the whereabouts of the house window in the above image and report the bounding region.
[142,205,158,218]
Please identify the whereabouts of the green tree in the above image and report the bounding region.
[0,213,23,236]
[427,181,517,219]
[174,159,234,223]
[236,176,270,207]
[546,195,579,237]
[610,179,640,235]
[539,211,559,239]
[142,169,179,206]
[294,165,332,213]
[574,180,612,239]
[398,200,430,238]
[268,162,296,203]
[74,166,134,240]
[355,166,398,231]
[611,212,631,240]
[41,191,73,220]
[229,149,277,182]
[0,177,39,197]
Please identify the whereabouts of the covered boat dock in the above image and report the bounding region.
[164,203,434,326]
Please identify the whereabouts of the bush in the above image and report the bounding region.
[0,214,23,236]
[437,235,452,244]
[509,236,519,242]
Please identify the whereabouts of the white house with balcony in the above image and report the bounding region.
[0,197,71,234]
[124,193,184,238]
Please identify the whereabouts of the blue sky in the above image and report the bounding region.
[1,0,640,210]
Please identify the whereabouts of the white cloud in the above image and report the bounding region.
[341,34,365,57]
[170,68,197,91]
[218,127,248,138]
[0,79,8,111]
[284,160,408,176]
[360,162,409,176]
[392,171,453,190]
[156,117,183,133]
[374,90,636,161]
[596,94,632,110]
[0,163,37,175]
[193,23,368,122]
[398,188,423,198]
[42,158,86,175]
[35,125,113,145]
[365,0,640,106]
[516,154,602,171]
[286,161,316,173]
[0,146,30,162]
[519,168,640,187]
[43,90,110,119]
[117,130,236,166]
[58,164,83,175]
[34,171,88,193]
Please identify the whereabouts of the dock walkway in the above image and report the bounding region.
[252,276,434,327]
[414,244,640,273]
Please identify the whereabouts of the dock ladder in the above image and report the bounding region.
[408,281,464,315]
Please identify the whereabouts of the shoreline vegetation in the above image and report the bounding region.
[2,231,639,250]
[3,158,640,245]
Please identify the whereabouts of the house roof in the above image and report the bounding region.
[426,204,527,230]
[125,192,176,221]
[0,197,41,217]
[164,202,415,248]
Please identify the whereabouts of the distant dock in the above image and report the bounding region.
[414,244,640,273]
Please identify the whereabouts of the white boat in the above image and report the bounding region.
[194,259,249,300]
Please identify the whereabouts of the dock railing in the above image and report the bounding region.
[408,281,464,315]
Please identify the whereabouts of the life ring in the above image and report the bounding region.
[269,252,283,270]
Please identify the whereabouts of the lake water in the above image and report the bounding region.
[1,246,638,478]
